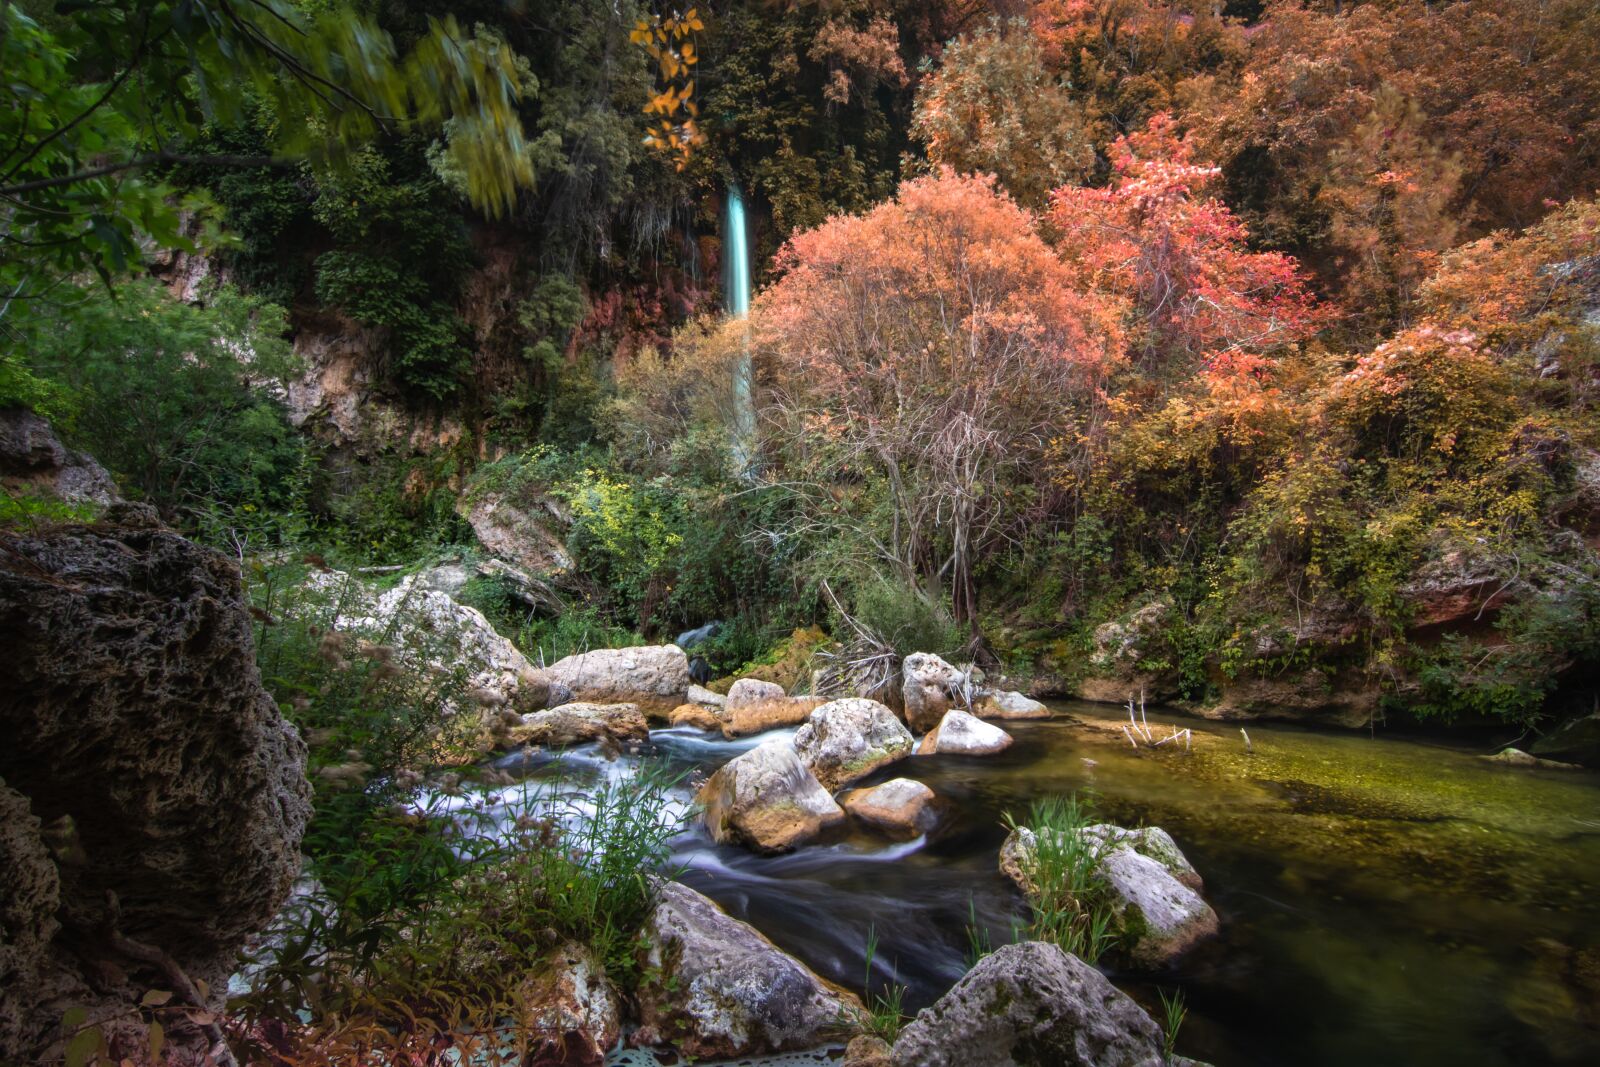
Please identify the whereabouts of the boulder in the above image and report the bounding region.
[0,521,311,1063]
[505,703,648,749]
[1482,747,1584,770]
[841,779,938,837]
[901,652,967,732]
[979,689,1051,720]
[721,677,825,737]
[544,644,691,715]
[460,486,574,578]
[515,943,619,1067]
[918,710,1014,756]
[793,698,915,790]
[1001,823,1218,969]
[698,741,846,854]
[0,408,120,509]
[633,882,867,1059]
[668,703,724,731]
[888,941,1177,1067]
[688,683,727,708]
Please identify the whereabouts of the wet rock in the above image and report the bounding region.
[841,778,938,837]
[794,698,915,790]
[888,941,1175,1067]
[544,644,690,715]
[1001,824,1218,969]
[721,677,824,737]
[515,943,619,1067]
[1482,747,1584,770]
[633,882,866,1059]
[843,1034,894,1067]
[902,652,968,732]
[0,522,311,1063]
[698,741,846,854]
[1531,712,1600,768]
[0,407,119,508]
[505,703,648,749]
[979,689,1051,720]
[668,702,724,731]
[918,710,1014,756]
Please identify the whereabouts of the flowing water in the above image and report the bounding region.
[493,705,1600,1066]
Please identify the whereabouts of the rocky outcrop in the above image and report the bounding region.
[698,741,846,854]
[888,941,1180,1067]
[721,678,824,737]
[1001,823,1218,969]
[505,703,649,749]
[842,778,938,837]
[1076,599,1181,705]
[460,485,574,579]
[978,689,1051,720]
[917,710,1014,756]
[1204,668,1379,729]
[541,645,691,715]
[633,882,867,1059]
[793,698,915,790]
[0,519,311,1063]
[902,653,967,732]
[1401,540,1513,627]
[515,943,620,1067]
[0,407,119,508]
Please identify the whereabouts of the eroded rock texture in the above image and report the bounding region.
[0,520,311,1062]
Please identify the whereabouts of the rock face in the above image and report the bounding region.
[793,698,915,790]
[721,677,824,737]
[1204,669,1378,729]
[1531,713,1600,768]
[1001,823,1218,969]
[888,941,1173,1067]
[979,689,1051,720]
[918,710,1014,756]
[543,644,691,715]
[698,741,846,853]
[842,779,938,837]
[902,652,967,732]
[0,520,312,1062]
[0,407,119,508]
[516,943,620,1067]
[460,486,575,578]
[634,882,867,1059]
[506,703,648,749]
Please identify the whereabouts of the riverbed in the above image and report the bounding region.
[499,703,1600,1066]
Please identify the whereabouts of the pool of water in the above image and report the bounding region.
[506,705,1600,1065]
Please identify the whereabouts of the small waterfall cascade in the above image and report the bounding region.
[724,184,756,474]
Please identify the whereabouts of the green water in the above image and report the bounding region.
[653,705,1600,1065]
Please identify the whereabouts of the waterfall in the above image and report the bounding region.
[725,184,756,474]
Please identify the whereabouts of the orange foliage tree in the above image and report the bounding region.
[756,169,1125,629]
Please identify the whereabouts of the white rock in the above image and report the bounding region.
[901,652,968,732]
[544,644,690,714]
[842,778,937,837]
[698,741,846,853]
[793,698,914,790]
[918,710,1013,756]
[980,689,1050,720]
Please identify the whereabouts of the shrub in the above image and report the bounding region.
[1003,794,1120,964]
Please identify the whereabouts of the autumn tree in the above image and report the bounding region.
[910,18,1095,207]
[757,169,1124,631]
[1048,115,1326,377]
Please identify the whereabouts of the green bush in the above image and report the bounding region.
[1003,794,1120,965]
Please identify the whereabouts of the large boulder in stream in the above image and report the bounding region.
[902,652,968,732]
[889,941,1190,1067]
[633,881,867,1059]
[0,517,311,1063]
[539,644,691,715]
[698,741,846,853]
[721,677,824,737]
[794,698,915,790]
[918,709,1014,756]
[504,702,649,750]
[1001,823,1218,969]
[842,778,938,837]
[977,689,1051,720]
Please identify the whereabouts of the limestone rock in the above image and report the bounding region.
[688,683,727,708]
[842,778,938,837]
[979,689,1051,720]
[901,652,967,732]
[794,698,915,790]
[460,487,574,578]
[698,741,846,853]
[1204,669,1379,729]
[505,703,648,749]
[918,710,1014,756]
[888,941,1173,1067]
[1001,823,1218,969]
[633,882,867,1059]
[0,522,311,1063]
[721,677,824,737]
[0,407,119,508]
[544,645,691,715]
[668,703,724,731]
[515,943,620,1067]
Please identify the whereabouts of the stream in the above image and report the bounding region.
[488,703,1600,1066]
